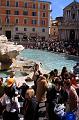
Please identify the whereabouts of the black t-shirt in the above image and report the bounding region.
[47,86,68,105]
[19,83,29,98]
[5,86,15,98]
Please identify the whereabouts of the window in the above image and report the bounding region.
[6,10,10,14]
[32,20,37,25]
[32,12,37,16]
[24,19,27,24]
[24,28,27,31]
[43,13,46,17]
[24,2,27,8]
[15,2,18,7]
[6,17,10,24]
[33,4,36,9]
[6,1,10,6]
[42,28,45,32]
[15,27,18,31]
[14,11,19,15]
[32,28,35,32]
[68,10,70,16]
[15,18,19,24]
[23,11,28,15]
[43,5,46,10]
[42,20,45,25]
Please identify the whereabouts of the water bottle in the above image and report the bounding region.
[65,112,76,120]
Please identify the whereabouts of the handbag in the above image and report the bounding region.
[54,103,65,117]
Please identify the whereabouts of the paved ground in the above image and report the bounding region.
[0,100,79,120]
[0,114,24,120]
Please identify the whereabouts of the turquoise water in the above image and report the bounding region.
[0,71,9,78]
[0,49,79,77]
[0,71,24,78]
[19,49,79,72]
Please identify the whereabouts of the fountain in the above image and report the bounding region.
[0,35,24,70]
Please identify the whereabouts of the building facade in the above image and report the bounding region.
[0,0,51,41]
[50,19,59,40]
[58,0,79,43]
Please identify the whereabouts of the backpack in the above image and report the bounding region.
[65,112,76,120]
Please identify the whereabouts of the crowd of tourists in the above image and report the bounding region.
[0,63,79,120]
[22,37,79,56]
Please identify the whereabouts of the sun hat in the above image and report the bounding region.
[7,78,15,87]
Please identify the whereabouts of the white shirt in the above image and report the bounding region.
[2,95,20,112]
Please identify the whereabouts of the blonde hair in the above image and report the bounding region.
[26,88,35,98]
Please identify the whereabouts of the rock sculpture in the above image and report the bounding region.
[0,35,24,70]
